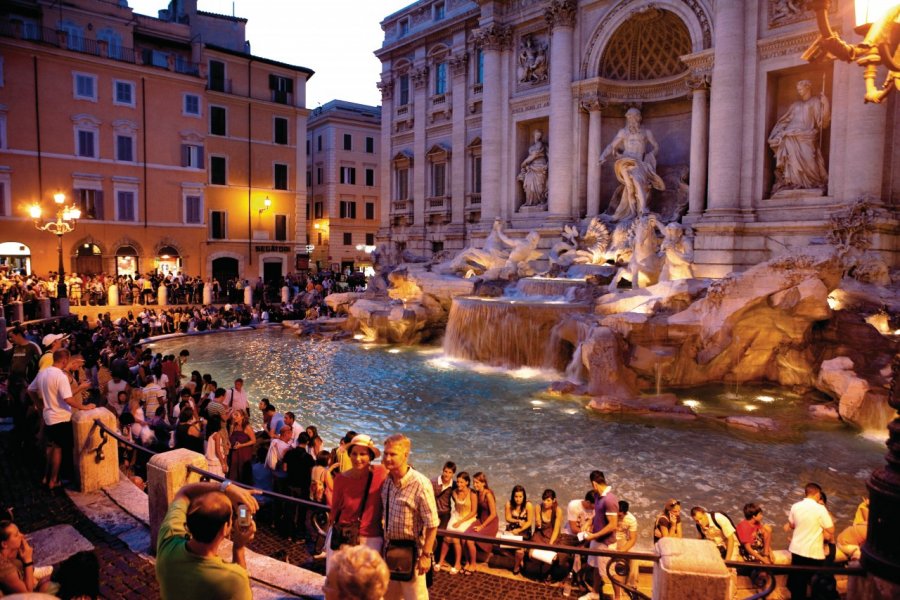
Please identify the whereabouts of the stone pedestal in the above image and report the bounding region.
[38,298,51,320]
[147,449,208,554]
[203,283,212,305]
[72,407,119,493]
[243,286,253,306]
[107,284,119,307]
[652,538,732,600]
[8,301,23,323]
[157,285,167,306]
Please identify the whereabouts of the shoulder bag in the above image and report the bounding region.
[329,468,374,551]
[383,480,418,581]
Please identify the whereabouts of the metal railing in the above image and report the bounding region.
[0,23,138,65]
[91,418,867,599]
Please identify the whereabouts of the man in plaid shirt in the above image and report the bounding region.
[381,434,439,600]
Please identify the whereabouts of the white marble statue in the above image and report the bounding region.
[443,218,510,275]
[599,108,665,221]
[518,129,549,207]
[494,230,544,278]
[608,213,663,290]
[768,79,830,194]
[517,35,548,84]
[659,222,694,281]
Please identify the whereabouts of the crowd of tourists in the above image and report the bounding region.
[1,311,870,600]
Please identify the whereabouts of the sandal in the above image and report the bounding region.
[449,567,459,575]
[463,567,474,575]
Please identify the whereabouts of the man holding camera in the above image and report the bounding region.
[155,480,260,600]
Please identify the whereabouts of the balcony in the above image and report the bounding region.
[425,196,451,224]
[465,194,481,222]
[0,23,138,66]
[391,199,414,227]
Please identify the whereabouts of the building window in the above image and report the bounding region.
[365,168,375,187]
[76,188,104,220]
[397,168,409,200]
[208,60,226,92]
[317,232,323,246]
[210,210,227,239]
[113,80,135,106]
[274,117,288,145]
[340,167,356,185]
[76,129,97,158]
[434,1,445,20]
[210,155,226,184]
[183,94,201,116]
[0,176,10,216]
[306,170,312,187]
[339,200,357,219]
[269,74,293,104]
[365,136,374,153]
[317,135,322,151]
[317,167,323,185]
[432,241,444,253]
[73,73,96,101]
[184,194,202,224]
[432,162,446,197]
[97,28,123,59]
[399,18,409,36]
[314,202,324,219]
[399,74,410,105]
[0,113,5,149]
[343,232,352,246]
[343,133,352,151]
[274,163,289,190]
[434,62,447,95]
[365,202,375,220]
[275,214,287,241]
[61,21,83,51]
[476,49,484,84]
[210,106,227,136]
[472,154,482,193]
[116,134,134,162]
[116,190,137,222]
[182,144,204,168]
[366,233,375,246]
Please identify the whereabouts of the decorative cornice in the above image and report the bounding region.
[377,78,393,100]
[685,73,711,91]
[472,24,512,52]
[681,49,714,90]
[757,29,822,61]
[545,0,577,29]
[411,66,429,89]
[574,72,691,104]
[449,52,469,77]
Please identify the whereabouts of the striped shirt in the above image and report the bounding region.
[382,466,439,550]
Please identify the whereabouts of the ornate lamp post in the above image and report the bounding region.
[804,1,900,103]
[30,192,80,311]
[804,0,900,588]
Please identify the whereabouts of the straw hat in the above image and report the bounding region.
[347,434,381,459]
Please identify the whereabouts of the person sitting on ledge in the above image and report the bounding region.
[0,519,52,595]
[155,480,259,600]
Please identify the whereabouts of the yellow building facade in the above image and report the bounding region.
[0,0,312,285]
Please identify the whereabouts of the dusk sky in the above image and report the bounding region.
[128,0,414,108]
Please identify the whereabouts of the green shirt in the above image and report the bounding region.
[156,497,251,600]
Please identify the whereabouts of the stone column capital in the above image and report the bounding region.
[449,52,468,77]
[686,72,711,92]
[411,65,429,89]
[580,97,608,113]
[377,78,393,100]
[545,0,577,29]
[472,23,512,52]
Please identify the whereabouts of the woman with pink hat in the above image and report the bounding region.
[327,434,387,573]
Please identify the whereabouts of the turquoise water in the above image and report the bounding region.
[151,328,885,550]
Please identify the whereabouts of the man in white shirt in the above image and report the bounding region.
[690,506,738,560]
[786,482,835,600]
[226,378,249,415]
[26,349,92,490]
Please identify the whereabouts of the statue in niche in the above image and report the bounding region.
[768,79,830,195]
[658,222,694,282]
[599,108,665,221]
[518,129,549,207]
[517,35,548,84]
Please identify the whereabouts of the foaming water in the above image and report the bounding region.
[152,329,885,551]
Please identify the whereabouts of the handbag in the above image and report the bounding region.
[329,468,374,551]
[383,482,419,582]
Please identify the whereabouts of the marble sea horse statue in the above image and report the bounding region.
[608,213,664,290]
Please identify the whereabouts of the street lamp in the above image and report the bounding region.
[804,1,900,103]
[30,192,80,305]
[259,196,271,215]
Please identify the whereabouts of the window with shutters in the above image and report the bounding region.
[343,232,352,246]
[183,93,201,116]
[366,136,375,153]
[210,106,227,136]
[274,117,288,144]
[76,188,104,220]
[76,129,97,158]
[210,156,226,184]
[208,60,226,92]
[343,134,352,151]
[269,74,293,104]
[340,167,356,185]
[339,200,357,219]
[274,163,288,190]
[365,168,375,187]
[275,214,287,241]
[116,190,137,222]
[184,194,202,224]
[0,177,10,217]
[365,202,375,220]
[116,134,134,162]
[314,202,324,219]
[113,80,135,107]
[182,144,204,169]
[210,210,227,239]
[73,72,96,101]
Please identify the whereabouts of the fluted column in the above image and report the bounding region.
[411,65,429,243]
[473,24,510,224]
[686,74,711,220]
[376,76,394,240]
[449,53,468,226]
[705,1,744,216]
[583,99,605,217]
[546,0,577,219]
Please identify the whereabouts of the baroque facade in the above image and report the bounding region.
[306,100,382,274]
[0,0,312,284]
[376,0,899,275]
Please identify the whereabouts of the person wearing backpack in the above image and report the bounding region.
[690,506,738,560]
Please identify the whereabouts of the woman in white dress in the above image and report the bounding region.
[204,414,229,477]
[436,472,478,575]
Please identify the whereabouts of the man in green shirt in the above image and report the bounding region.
[156,481,260,600]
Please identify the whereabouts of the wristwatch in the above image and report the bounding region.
[219,480,231,493]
